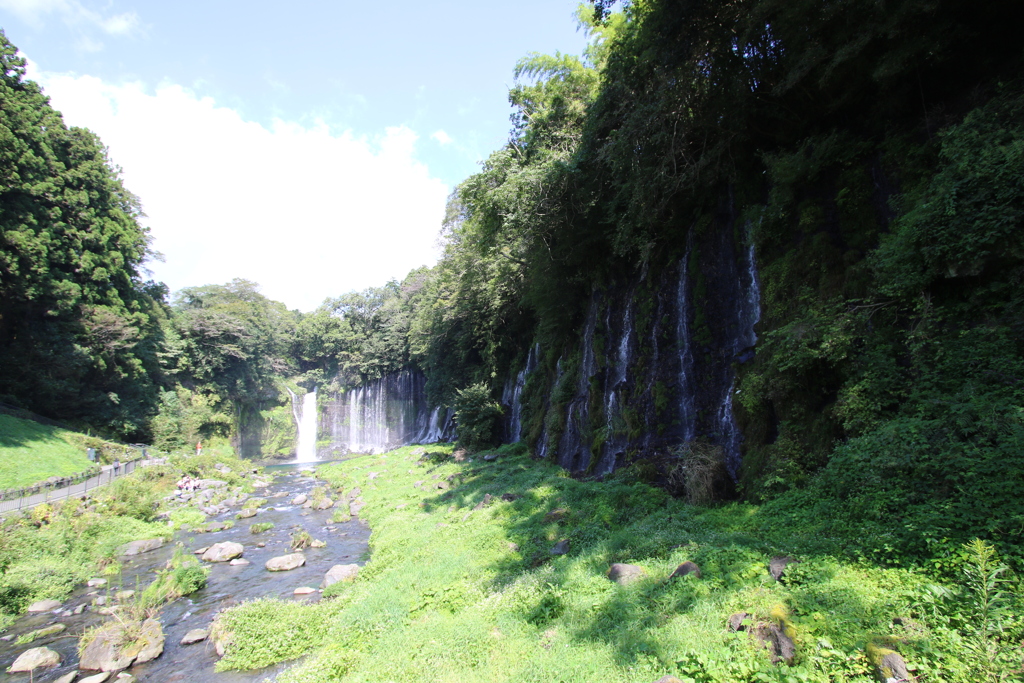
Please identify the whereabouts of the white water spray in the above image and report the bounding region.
[294,389,318,462]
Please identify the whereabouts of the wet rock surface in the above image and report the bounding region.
[0,465,371,683]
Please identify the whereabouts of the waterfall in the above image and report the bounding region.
[294,388,318,463]
[503,343,540,443]
[676,239,696,441]
[717,225,762,479]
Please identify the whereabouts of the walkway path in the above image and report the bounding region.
[0,458,166,515]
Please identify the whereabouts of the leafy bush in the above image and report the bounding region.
[453,383,503,452]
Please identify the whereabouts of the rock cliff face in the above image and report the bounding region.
[512,213,760,480]
[309,216,759,478]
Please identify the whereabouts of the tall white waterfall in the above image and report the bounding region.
[294,388,318,462]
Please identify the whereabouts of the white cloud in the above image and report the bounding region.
[29,65,449,312]
[0,0,139,37]
[431,129,453,146]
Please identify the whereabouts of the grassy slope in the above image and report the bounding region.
[213,444,1022,683]
[0,413,94,489]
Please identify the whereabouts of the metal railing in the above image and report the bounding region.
[0,453,169,516]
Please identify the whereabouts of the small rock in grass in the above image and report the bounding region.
[867,643,909,682]
[322,564,360,588]
[314,498,334,510]
[26,599,62,612]
[753,622,795,665]
[728,612,750,632]
[473,494,493,510]
[7,646,60,672]
[293,587,317,595]
[115,590,135,601]
[507,542,519,552]
[769,556,797,581]
[670,561,701,579]
[482,453,498,461]
[180,628,209,645]
[551,539,570,556]
[607,563,647,585]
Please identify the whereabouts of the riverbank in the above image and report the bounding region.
[0,455,372,681]
[209,443,1022,683]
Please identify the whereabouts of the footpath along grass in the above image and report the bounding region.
[0,413,95,489]
[211,444,1024,683]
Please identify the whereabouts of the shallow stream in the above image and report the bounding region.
[0,463,370,682]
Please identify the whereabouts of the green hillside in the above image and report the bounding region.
[0,413,95,489]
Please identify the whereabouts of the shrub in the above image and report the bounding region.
[250,522,274,534]
[453,383,504,452]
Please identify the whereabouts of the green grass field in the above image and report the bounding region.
[210,444,1024,683]
[0,413,94,489]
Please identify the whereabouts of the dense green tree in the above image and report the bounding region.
[0,30,165,438]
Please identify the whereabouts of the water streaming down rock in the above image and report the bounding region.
[293,389,319,463]
[676,238,697,442]
[502,344,540,442]
[319,370,452,456]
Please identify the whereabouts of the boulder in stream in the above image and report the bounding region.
[236,508,257,519]
[202,542,244,562]
[26,599,62,612]
[7,646,60,672]
[119,538,164,556]
[180,628,209,645]
[79,672,112,683]
[314,497,334,510]
[291,494,308,505]
[266,553,306,571]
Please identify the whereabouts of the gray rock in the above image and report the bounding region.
[229,558,250,566]
[194,546,210,555]
[728,612,750,632]
[753,622,796,665]
[133,618,164,664]
[74,603,87,614]
[769,556,797,581]
[291,494,308,505]
[115,590,135,601]
[608,563,647,585]
[314,497,334,510]
[321,563,360,588]
[266,553,306,571]
[119,538,164,556]
[87,578,107,587]
[180,628,208,645]
[54,672,78,683]
[293,587,317,594]
[79,672,112,683]
[482,453,498,461]
[670,561,702,579]
[7,646,61,672]
[202,542,244,563]
[26,599,62,612]
[236,508,257,519]
[473,494,493,510]
[551,540,570,556]
[869,646,909,682]
[196,479,228,489]
[349,499,364,515]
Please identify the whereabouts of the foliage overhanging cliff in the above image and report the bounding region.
[3,0,1024,566]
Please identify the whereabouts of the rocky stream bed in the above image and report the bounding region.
[0,464,371,682]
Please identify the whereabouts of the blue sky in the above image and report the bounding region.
[0,0,592,310]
